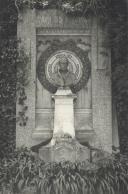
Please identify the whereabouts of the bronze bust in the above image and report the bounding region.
[52,55,76,88]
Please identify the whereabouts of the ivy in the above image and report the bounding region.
[16,48,30,126]
[16,0,111,16]
[0,0,128,155]
[0,39,30,128]
[110,0,128,154]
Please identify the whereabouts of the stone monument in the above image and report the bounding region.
[16,8,119,159]
[34,52,90,161]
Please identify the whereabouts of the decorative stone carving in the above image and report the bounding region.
[46,51,82,88]
[37,39,91,93]
[39,138,90,162]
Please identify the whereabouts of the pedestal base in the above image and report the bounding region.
[52,88,76,139]
[39,138,90,162]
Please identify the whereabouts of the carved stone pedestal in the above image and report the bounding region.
[33,88,90,162]
[52,88,76,139]
[39,137,90,162]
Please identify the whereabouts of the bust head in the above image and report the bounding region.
[58,55,69,71]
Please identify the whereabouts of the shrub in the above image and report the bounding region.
[0,147,128,194]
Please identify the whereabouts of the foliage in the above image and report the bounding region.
[0,148,128,194]
[0,39,30,126]
[0,39,16,157]
[110,0,128,153]
[0,0,128,155]
[0,0,17,38]
[16,0,111,16]
[37,39,91,93]
[0,39,30,157]
[14,0,128,153]
[16,47,30,126]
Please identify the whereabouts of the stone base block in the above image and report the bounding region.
[38,138,90,162]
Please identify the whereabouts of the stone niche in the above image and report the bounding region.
[16,8,119,154]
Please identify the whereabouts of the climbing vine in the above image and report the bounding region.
[0,0,128,154]
[0,39,30,127]
[16,47,30,126]
[16,0,111,16]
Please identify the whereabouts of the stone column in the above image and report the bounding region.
[91,18,112,153]
[52,88,76,139]
[17,8,37,147]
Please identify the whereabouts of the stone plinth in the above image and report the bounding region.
[39,137,90,162]
[52,88,76,139]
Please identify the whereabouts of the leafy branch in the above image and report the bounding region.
[15,0,111,16]
[0,39,30,127]
[16,48,30,126]
[0,148,128,194]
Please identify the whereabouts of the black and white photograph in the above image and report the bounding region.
[0,0,128,193]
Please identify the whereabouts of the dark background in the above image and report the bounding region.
[0,0,128,156]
